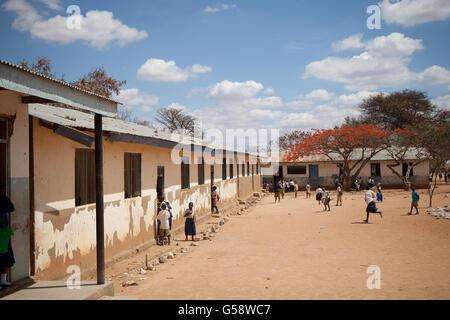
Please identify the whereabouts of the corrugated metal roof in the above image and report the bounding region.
[29,103,262,157]
[0,60,121,105]
[265,149,428,163]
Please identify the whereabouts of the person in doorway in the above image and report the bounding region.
[294,181,299,198]
[184,202,197,241]
[408,187,420,215]
[336,183,343,206]
[0,184,15,289]
[156,203,171,245]
[316,186,323,205]
[363,186,383,223]
[274,181,282,203]
[306,182,311,199]
[322,187,331,211]
[211,185,219,214]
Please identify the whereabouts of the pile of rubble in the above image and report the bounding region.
[427,206,450,220]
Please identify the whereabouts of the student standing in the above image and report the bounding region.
[408,187,420,215]
[306,183,311,199]
[211,185,219,214]
[294,181,299,198]
[336,184,343,206]
[274,181,282,203]
[322,188,331,211]
[376,183,383,202]
[363,186,383,223]
[184,202,197,241]
[316,186,323,205]
[156,203,171,245]
[0,184,15,289]
[281,181,285,199]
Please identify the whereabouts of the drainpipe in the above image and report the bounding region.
[94,113,105,285]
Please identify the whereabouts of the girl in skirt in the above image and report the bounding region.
[184,202,197,241]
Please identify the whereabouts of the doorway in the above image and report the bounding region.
[308,164,319,188]
[210,165,214,212]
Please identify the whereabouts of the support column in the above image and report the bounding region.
[94,113,105,285]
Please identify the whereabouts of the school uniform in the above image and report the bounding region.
[184,208,197,236]
[157,209,171,237]
[364,190,378,213]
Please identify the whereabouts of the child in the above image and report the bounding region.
[363,186,383,223]
[211,185,219,214]
[408,187,420,215]
[294,181,299,198]
[274,181,282,203]
[316,186,323,205]
[156,203,171,245]
[0,184,15,289]
[376,183,383,202]
[306,183,311,199]
[184,202,197,241]
[336,184,343,206]
[322,187,331,211]
[281,181,285,199]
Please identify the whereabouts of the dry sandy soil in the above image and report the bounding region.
[104,184,450,300]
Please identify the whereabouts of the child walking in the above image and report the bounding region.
[184,202,197,241]
[408,187,420,215]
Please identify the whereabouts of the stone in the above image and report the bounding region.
[139,277,147,281]
[181,247,188,253]
[153,259,159,266]
[167,252,175,259]
[139,268,147,275]
[146,264,155,271]
[427,207,450,220]
[219,219,225,226]
[121,281,138,287]
[191,242,199,247]
[237,210,242,215]
[159,256,167,263]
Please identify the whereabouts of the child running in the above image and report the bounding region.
[408,187,420,215]
[363,186,383,223]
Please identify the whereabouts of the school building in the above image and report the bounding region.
[0,60,262,282]
[262,150,430,189]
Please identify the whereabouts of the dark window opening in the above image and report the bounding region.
[198,157,205,185]
[370,163,381,177]
[222,158,227,180]
[124,153,142,199]
[247,162,250,176]
[287,166,306,175]
[229,159,234,179]
[242,163,245,176]
[181,158,190,189]
[75,149,96,206]
[402,163,413,176]
[157,166,165,202]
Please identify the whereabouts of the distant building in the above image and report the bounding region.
[262,150,429,189]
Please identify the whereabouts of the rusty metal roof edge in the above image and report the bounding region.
[0,59,122,105]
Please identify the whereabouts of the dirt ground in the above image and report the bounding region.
[104,184,450,300]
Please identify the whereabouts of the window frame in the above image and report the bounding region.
[124,152,142,199]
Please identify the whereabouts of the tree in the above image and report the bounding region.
[19,56,61,80]
[286,123,391,190]
[155,107,198,136]
[277,130,308,150]
[71,67,126,99]
[358,89,436,129]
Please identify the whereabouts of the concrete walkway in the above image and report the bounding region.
[1,280,114,300]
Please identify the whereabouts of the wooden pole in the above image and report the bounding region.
[94,113,105,284]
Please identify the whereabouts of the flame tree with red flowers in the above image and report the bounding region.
[286,123,391,191]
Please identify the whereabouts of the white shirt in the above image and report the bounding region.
[157,209,171,229]
[184,208,195,219]
[364,190,377,204]
[290,181,295,186]
[294,184,298,191]
[316,188,323,194]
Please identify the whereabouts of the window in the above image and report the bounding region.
[181,158,190,189]
[124,153,141,198]
[222,157,227,180]
[242,163,245,176]
[252,164,254,175]
[229,159,234,179]
[247,162,250,176]
[287,166,307,175]
[402,163,413,176]
[157,166,165,202]
[198,157,205,185]
[370,163,381,177]
[75,149,95,206]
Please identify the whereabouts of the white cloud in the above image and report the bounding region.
[204,4,236,13]
[36,0,61,10]
[418,65,450,85]
[304,33,427,90]
[333,33,364,51]
[113,88,159,113]
[208,80,264,100]
[166,103,187,112]
[305,89,334,101]
[379,0,450,27]
[286,100,314,110]
[432,94,450,110]
[264,88,275,95]
[137,58,212,82]
[2,0,148,49]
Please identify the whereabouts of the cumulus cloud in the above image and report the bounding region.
[432,94,450,110]
[418,65,450,85]
[264,88,275,95]
[208,80,264,100]
[303,33,436,90]
[113,88,159,113]
[204,4,236,13]
[137,58,212,82]
[2,0,148,49]
[333,33,364,51]
[305,89,334,101]
[379,0,450,27]
[36,0,62,10]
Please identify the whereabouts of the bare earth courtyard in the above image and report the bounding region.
[105,185,450,300]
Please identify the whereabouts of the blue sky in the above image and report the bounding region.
[1,0,449,133]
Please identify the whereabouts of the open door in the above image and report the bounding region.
[210,166,214,212]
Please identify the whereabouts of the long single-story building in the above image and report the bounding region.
[1,60,262,282]
[262,150,429,189]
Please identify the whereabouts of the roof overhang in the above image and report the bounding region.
[0,62,117,117]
